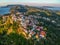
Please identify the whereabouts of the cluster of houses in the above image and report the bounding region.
[11,10,60,40]
[11,12,46,40]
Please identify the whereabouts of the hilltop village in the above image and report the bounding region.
[0,5,60,45]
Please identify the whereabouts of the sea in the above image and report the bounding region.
[0,7,10,15]
[47,7,60,11]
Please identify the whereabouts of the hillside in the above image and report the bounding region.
[0,5,60,45]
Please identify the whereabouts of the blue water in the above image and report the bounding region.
[0,7,10,15]
[46,7,60,11]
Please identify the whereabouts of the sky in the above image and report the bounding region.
[0,0,60,6]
